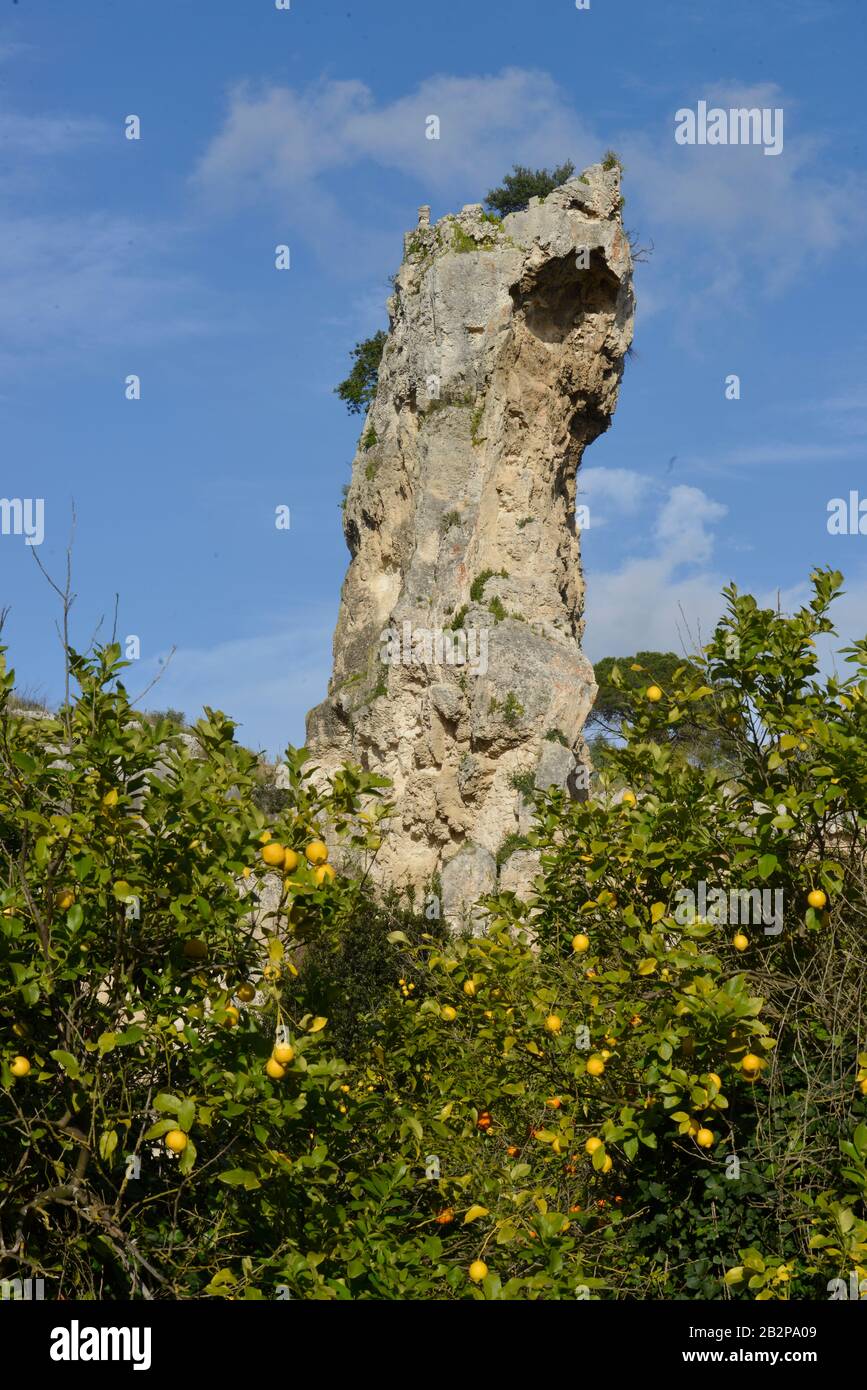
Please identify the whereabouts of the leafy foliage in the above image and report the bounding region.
[2,569,866,1299]
[334,330,388,416]
[485,162,576,217]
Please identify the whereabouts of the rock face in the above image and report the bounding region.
[306,163,635,924]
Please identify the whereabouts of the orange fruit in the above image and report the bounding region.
[436,1208,455,1225]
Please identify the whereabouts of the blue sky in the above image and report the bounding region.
[1,0,865,757]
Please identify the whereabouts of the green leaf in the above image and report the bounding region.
[177,1099,195,1132]
[218,1168,261,1190]
[463,1204,489,1224]
[757,854,779,880]
[97,1032,117,1055]
[98,1130,118,1161]
[116,1025,145,1046]
[154,1093,183,1113]
[143,1118,178,1140]
[49,1049,80,1079]
[386,930,410,944]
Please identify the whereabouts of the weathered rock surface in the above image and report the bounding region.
[306,163,635,924]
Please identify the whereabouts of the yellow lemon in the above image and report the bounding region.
[102,789,119,809]
[544,1014,562,1034]
[182,938,208,960]
[646,685,663,702]
[237,983,255,1003]
[283,848,300,873]
[314,863,336,885]
[601,1154,613,1173]
[585,1136,603,1155]
[732,931,749,951]
[707,1072,722,1089]
[621,790,636,807]
[261,842,285,868]
[586,1056,605,1077]
[272,1043,295,1065]
[463,980,476,997]
[10,1055,30,1078]
[165,1129,187,1153]
[807,889,827,910]
[468,1260,488,1283]
[696,1127,714,1148]
[223,1006,240,1027]
[741,1053,763,1075]
[441,1005,457,1022]
[305,840,329,865]
[55,889,75,911]
[265,1058,286,1080]
[572,933,590,953]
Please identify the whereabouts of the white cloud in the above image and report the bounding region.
[193,69,867,305]
[0,212,227,369]
[622,82,867,304]
[194,69,594,204]
[580,466,654,513]
[583,480,728,658]
[132,608,337,760]
[0,107,105,157]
